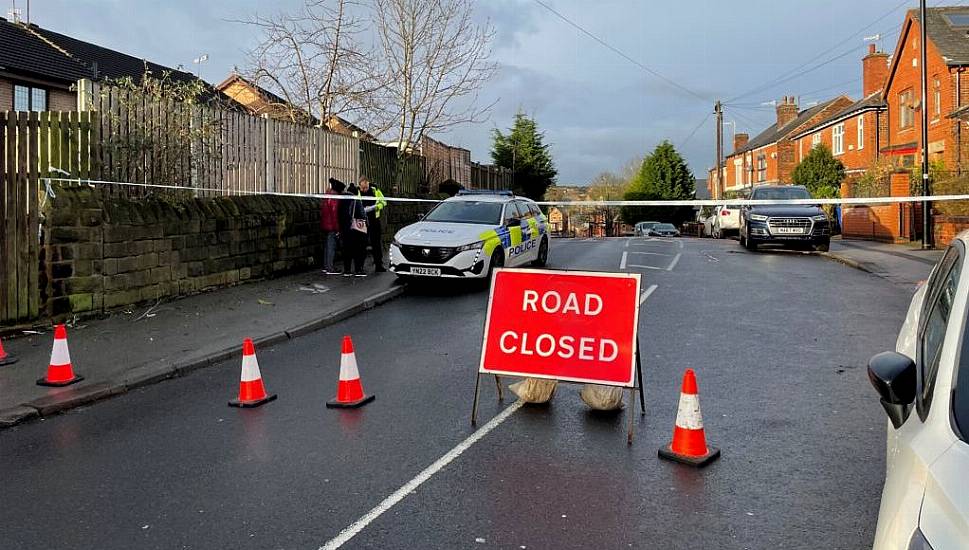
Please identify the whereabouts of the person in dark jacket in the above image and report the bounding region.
[320,179,342,275]
[336,180,368,277]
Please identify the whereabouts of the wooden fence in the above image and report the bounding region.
[1,112,44,324]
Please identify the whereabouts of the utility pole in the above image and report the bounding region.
[920,0,933,248]
[715,100,723,200]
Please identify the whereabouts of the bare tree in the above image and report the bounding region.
[373,0,497,154]
[237,0,380,129]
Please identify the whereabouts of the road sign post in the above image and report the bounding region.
[471,268,645,442]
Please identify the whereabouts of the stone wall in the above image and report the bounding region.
[40,187,431,320]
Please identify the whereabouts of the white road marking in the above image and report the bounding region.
[640,284,658,304]
[620,251,628,270]
[678,240,684,249]
[629,251,671,257]
[628,264,665,271]
[624,239,630,248]
[666,253,682,271]
[319,400,525,550]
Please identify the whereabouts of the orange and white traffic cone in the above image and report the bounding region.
[326,335,375,408]
[658,368,720,467]
[0,336,17,366]
[229,338,277,408]
[37,324,83,387]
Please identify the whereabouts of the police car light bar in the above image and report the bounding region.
[456,189,514,196]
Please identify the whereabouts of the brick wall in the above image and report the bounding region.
[842,172,911,242]
[41,186,431,319]
[48,88,76,111]
[0,79,11,110]
[934,216,969,247]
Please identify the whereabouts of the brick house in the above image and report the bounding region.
[882,8,969,171]
[0,16,199,112]
[790,45,890,177]
[215,73,376,141]
[718,95,854,196]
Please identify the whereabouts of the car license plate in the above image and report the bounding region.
[775,227,805,235]
[411,266,441,276]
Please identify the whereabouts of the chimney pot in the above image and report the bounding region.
[868,44,876,55]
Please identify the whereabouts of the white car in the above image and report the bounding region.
[711,204,740,239]
[867,234,969,549]
[389,191,550,280]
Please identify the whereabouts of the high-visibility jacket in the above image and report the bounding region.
[358,187,387,219]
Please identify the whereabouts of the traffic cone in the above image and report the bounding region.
[326,335,375,408]
[228,338,277,408]
[0,336,17,366]
[658,369,720,467]
[37,324,83,387]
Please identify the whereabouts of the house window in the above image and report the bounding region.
[13,84,47,111]
[833,123,845,155]
[812,133,821,147]
[933,77,941,119]
[900,88,915,129]
[857,115,864,150]
[756,154,766,182]
[734,159,742,185]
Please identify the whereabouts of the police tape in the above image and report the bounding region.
[39,177,969,207]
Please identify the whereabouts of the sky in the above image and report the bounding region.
[17,0,926,185]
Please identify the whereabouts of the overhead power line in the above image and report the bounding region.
[531,0,710,103]
[726,0,911,103]
[679,112,713,148]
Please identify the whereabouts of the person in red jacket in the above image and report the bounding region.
[320,178,343,274]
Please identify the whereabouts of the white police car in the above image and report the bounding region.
[389,191,549,280]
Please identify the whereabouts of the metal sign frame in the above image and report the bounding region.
[471,268,647,443]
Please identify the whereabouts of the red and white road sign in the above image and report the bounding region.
[479,269,642,386]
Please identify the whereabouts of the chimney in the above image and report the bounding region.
[733,132,749,153]
[776,96,798,128]
[862,44,890,97]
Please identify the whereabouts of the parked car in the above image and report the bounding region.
[867,236,969,550]
[635,221,660,237]
[711,204,740,239]
[698,208,716,237]
[648,223,680,237]
[739,185,831,252]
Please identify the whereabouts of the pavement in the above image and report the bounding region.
[0,266,404,428]
[823,237,943,287]
[0,236,917,549]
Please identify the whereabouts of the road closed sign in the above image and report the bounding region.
[479,269,642,386]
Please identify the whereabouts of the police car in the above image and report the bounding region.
[389,191,549,280]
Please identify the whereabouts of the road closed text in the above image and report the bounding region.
[480,269,641,386]
[499,290,618,361]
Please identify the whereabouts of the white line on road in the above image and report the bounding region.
[678,240,684,249]
[666,253,682,271]
[628,264,665,271]
[620,251,628,270]
[629,251,671,257]
[640,284,658,304]
[319,400,525,550]
[624,239,630,248]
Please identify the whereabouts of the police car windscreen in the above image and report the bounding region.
[424,201,503,224]
[753,187,812,200]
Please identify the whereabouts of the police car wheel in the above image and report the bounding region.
[487,249,504,279]
[532,237,548,267]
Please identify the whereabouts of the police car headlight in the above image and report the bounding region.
[456,240,485,253]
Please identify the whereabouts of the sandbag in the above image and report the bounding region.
[580,384,624,411]
[509,377,557,403]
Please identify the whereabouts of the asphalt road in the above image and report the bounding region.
[0,237,915,549]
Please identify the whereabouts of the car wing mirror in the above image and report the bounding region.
[867,351,917,429]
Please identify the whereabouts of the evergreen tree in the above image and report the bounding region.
[622,141,696,225]
[491,112,557,200]
[791,144,845,199]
